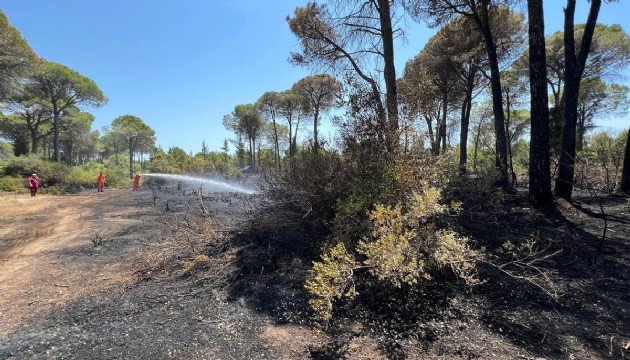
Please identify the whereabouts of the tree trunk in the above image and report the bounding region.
[474,4,509,188]
[425,116,437,155]
[272,115,280,171]
[313,107,320,150]
[30,130,40,154]
[576,105,586,152]
[505,96,516,187]
[249,137,254,167]
[288,115,294,158]
[440,120,447,154]
[293,115,301,156]
[66,141,73,166]
[377,0,398,150]
[53,105,61,162]
[528,0,553,205]
[14,134,29,156]
[555,0,601,201]
[253,135,257,168]
[129,138,135,179]
[620,127,630,193]
[440,92,448,154]
[459,72,474,175]
[473,120,483,173]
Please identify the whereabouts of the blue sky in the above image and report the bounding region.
[2,1,629,155]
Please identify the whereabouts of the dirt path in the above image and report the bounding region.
[0,188,323,359]
[0,190,163,337]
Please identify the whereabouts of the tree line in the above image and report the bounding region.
[219,0,630,203]
[0,10,156,179]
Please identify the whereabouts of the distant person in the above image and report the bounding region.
[133,174,141,191]
[27,173,39,197]
[97,171,106,192]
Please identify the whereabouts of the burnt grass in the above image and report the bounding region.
[1,180,629,359]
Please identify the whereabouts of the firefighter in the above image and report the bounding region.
[133,173,141,191]
[27,173,39,197]
[97,171,106,192]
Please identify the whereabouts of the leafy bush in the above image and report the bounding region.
[574,130,628,191]
[262,148,347,222]
[2,155,47,177]
[0,176,27,192]
[2,156,70,189]
[305,185,480,329]
[1,157,131,193]
[70,163,129,189]
[303,243,357,327]
[0,141,14,161]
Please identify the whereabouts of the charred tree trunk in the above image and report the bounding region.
[459,69,474,175]
[555,0,601,201]
[620,127,630,193]
[473,2,509,189]
[528,0,552,205]
[377,0,398,151]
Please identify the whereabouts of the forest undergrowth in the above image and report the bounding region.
[233,147,630,359]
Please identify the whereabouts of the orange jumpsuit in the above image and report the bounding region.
[133,174,141,191]
[97,172,106,192]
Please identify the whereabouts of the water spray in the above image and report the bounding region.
[141,173,257,194]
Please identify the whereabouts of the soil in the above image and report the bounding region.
[0,183,629,359]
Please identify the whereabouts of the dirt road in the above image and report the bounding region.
[0,188,321,359]
[0,190,163,336]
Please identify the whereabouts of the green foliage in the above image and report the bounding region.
[30,61,107,107]
[511,139,530,180]
[575,130,628,191]
[3,155,56,177]
[2,155,69,192]
[304,243,357,328]
[358,186,478,288]
[0,156,129,193]
[0,141,14,160]
[110,114,155,178]
[0,175,26,192]
[0,10,37,100]
[305,184,480,329]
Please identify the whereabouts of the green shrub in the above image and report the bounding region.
[305,185,480,329]
[1,156,132,193]
[304,243,357,328]
[0,176,27,192]
[2,156,70,188]
[2,155,46,177]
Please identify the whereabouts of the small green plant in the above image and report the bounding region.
[304,243,357,329]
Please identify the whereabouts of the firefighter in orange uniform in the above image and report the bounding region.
[97,171,106,192]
